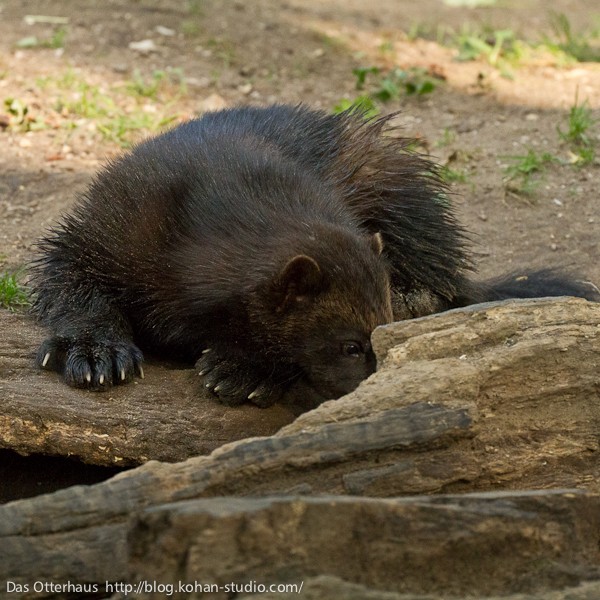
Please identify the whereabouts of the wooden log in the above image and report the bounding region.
[0,311,306,466]
[0,297,599,597]
[126,490,600,599]
[0,400,471,593]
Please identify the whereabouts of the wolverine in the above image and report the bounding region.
[30,105,599,406]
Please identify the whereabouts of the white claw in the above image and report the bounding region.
[120,368,126,381]
[202,348,212,354]
[42,352,51,367]
[138,366,144,379]
[214,385,221,393]
[248,389,259,400]
[85,372,92,383]
[205,382,212,388]
[198,369,208,376]
[99,374,105,385]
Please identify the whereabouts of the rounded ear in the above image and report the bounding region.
[272,254,323,313]
[370,232,384,256]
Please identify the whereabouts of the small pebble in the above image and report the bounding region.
[155,26,175,36]
[128,39,158,54]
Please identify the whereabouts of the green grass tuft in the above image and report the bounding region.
[548,12,600,62]
[440,165,468,183]
[352,65,438,98]
[558,96,596,147]
[503,149,558,196]
[504,149,557,179]
[336,64,439,116]
[0,272,29,311]
[33,68,189,146]
[558,94,598,166]
[332,95,380,118]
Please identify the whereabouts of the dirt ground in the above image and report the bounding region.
[0,0,598,289]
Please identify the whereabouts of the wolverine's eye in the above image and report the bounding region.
[341,341,364,357]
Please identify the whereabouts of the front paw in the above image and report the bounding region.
[36,335,144,390]
[196,350,283,408]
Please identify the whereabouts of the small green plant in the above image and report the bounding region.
[205,37,236,67]
[435,128,457,148]
[378,39,395,54]
[97,113,178,145]
[347,65,438,112]
[374,67,437,99]
[316,32,344,50]
[570,145,596,165]
[333,95,379,118]
[558,95,597,165]
[455,28,516,64]
[182,1,203,34]
[188,0,204,16]
[0,272,29,311]
[504,149,557,178]
[126,68,187,99]
[16,27,67,50]
[407,17,599,70]
[407,22,453,44]
[48,27,67,49]
[407,22,430,41]
[127,69,167,98]
[559,96,595,146]
[4,97,29,122]
[34,68,189,147]
[336,65,439,120]
[37,68,79,90]
[353,66,380,90]
[440,165,468,183]
[548,12,600,62]
[3,97,45,131]
[503,149,557,196]
[54,81,116,120]
[181,20,201,36]
[454,27,523,76]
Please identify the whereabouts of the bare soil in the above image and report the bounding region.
[0,0,598,502]
[1,0,599,288]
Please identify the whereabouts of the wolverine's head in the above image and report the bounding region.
[256,227,393,399]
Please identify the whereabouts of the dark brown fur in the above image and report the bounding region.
[29,105,599,406]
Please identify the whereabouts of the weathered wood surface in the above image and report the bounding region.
[1,297,599,598]
[0,311,307,466]
[125,490,600,599]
